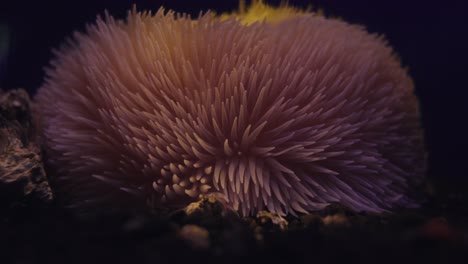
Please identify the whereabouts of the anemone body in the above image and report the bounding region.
[35,7,425,216]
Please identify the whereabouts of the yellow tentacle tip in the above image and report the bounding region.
[221,0,310,25]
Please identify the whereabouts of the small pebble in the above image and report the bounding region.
[178,224,210,250]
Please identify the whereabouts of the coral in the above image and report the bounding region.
[35,3,425,216]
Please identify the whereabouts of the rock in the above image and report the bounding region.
[0,89,31,125]
[322,214,349,226]
[0,89,53,208]
[255,210,288,231]
[419,217,461,243]
[299,213,322,228]
[184,194,228,216]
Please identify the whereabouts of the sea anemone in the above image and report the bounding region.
[35,2,425,216]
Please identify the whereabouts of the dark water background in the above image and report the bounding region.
[0,0,467,187]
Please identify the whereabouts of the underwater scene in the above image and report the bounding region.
[1,0,467,263]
